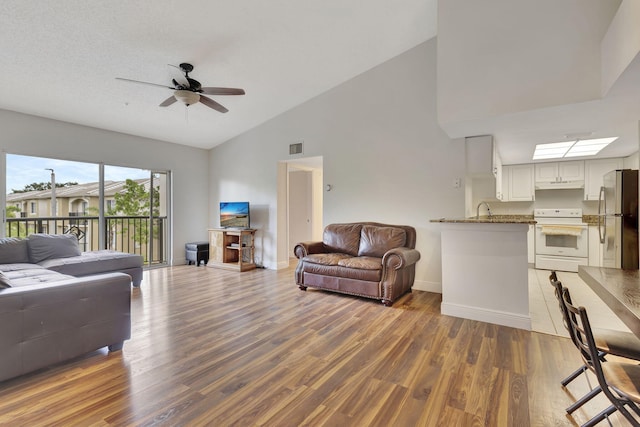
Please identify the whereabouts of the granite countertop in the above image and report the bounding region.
[430,215,536,224]
[582,215,599,226]
[431,214,598,225]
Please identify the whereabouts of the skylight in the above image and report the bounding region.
[532,137,618,160]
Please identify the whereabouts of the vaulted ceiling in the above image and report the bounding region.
[2,1,637,166]
[0,1,436,149]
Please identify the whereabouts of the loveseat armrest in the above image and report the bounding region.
[380,247,421,306]
[294,241,326,259]
[382,247,421,270]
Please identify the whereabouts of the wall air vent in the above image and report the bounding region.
[289,142,303,155]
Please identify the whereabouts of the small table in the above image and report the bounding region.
[208,228,256,272]
[185,241,209,266]
[578,266,640,338]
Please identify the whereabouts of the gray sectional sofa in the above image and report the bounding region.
[0,234,143,382]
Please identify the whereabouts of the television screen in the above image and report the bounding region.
[220,202,250,228]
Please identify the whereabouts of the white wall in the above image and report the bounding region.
[209,39,465,291]
[437,0,621,133]
[601,0,640,95]
[0,109,210,264]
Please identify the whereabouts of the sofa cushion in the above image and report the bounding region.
[358,225,406,258]
[0,263,46,272]
[39,250,143,277]
[27,234,81,263]
[0,272,12,288]
[0,238,30,264]
[323,223,363,256]
[3,267,75,287]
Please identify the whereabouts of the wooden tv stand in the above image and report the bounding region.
[208,228,256,272]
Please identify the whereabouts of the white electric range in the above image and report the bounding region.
[534,208,589,272]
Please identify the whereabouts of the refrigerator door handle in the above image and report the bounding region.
[598,185,605,244]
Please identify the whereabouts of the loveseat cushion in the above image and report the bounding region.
[323,223,363,256]
[358,225,406,258]
[303,253,352,266]
[27,234,81,263]
[302,262,381,282]
[0,238,29,264]
[302,254,382,282]
[337,256,382,270]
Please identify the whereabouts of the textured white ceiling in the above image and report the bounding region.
[0,1,436,149]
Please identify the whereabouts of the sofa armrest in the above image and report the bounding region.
[0,273,132,382]
[382,247,421,270]
[294,241,326,259]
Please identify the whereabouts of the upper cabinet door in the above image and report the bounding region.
[535,163,559,183]
[466,135,495,177]
[534,160,584,189]
[558,161,584,181]
[508,164,535,201]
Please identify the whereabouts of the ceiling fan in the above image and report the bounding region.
[116,63,245,113]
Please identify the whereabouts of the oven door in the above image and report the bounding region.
[535,224,588,258]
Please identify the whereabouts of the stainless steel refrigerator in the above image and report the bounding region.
[598,169,639,269]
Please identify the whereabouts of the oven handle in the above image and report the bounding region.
[598,185,605,244]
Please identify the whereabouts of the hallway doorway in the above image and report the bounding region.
[286,156,323,259]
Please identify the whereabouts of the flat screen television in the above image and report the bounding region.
[220,202,250,228]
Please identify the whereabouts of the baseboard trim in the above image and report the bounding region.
[441,302,531,331]
[412,279,441,293]
[275,260,290,270]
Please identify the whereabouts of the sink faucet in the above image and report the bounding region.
[476,201,492,218]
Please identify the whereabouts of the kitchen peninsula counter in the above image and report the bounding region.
[431,215,536,224]
[432,215,533,330]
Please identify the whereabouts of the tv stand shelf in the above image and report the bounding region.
[208,228,256,272]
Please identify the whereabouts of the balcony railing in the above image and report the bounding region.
[5,215,167,265]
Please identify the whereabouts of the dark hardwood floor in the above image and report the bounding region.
[0,264,629,426]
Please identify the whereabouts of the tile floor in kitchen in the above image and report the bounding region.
[529,268,631,337]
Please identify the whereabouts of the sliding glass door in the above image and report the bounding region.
[103,166,169,266]
[4,154,170,267]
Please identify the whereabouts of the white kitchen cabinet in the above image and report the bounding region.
[535,163,560,183]
[494,152,503,200]
[534,161,584,189]
[504,164,535,201]
[466,135,504,200]
[558,161,585,181]
[588,225,603,266]
[466,135,497,177]
[527,225,535,264]
[584,158,623,201]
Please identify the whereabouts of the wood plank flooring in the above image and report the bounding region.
[0,265,630,426]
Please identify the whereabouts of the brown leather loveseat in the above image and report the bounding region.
[294,222,421,306]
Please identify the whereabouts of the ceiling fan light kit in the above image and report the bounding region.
[174,90,200,106]
[116,63,244,113]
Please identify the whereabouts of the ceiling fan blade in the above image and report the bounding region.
[201,87,245,96]
[159,96,177,107]
[116,77,174,90]
[168,64,190,88]
[199,95,229,113]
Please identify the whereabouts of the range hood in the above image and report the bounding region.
[535,180,584,190]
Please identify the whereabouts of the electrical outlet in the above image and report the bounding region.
[453,178,462,188]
